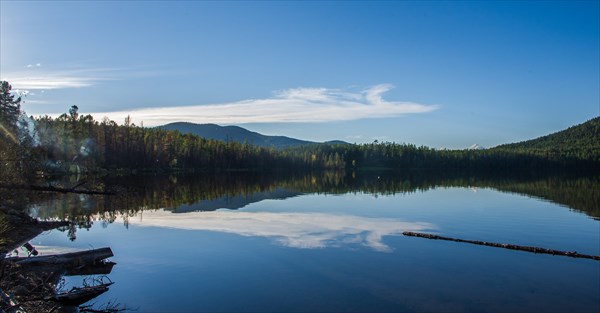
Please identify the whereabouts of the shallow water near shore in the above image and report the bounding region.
[26,173,600,312]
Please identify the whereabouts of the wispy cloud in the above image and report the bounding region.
[19,99,51,105]
[2,65,144,91]
[96,84,438,125]
[127,209,435,252]
[8,76,97,90]
[3,68,114,90]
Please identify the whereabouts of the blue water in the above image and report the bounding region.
[30,187,600,312]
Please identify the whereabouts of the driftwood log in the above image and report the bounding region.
[7,247,114,268]
[0,209,118,312]
[1,247,116,311]
[402,231,600,261]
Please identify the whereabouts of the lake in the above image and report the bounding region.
[24,171,600,312]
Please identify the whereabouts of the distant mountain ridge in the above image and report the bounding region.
[159,117,599,155]
[159,122,347,149]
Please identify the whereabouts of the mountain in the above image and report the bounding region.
[494,117,600,151]
[468,144,485,150]
[492,116,600,162]
[159,122,347,149]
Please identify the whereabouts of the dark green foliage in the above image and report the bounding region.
[492,117,600,163]
[30,111,600,174]
[0,81,27,184]
[0,81,21,134]
[33,113,346,173]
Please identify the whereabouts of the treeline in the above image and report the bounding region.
[2,80,599,184]
[33,107,315,172]
[0,81,348,181]
[287,140,600,171]
[31,110,600,175]
[283,117,600,170]
[496,117,600,151]
[491,116,600,163]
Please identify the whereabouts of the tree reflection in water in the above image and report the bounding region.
[25,170,600,240]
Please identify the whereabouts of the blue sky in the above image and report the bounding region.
[1,1,598,149]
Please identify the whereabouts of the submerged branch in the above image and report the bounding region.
[402,231,600,261]
[54,282,114,306]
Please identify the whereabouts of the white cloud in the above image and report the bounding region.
[5,73,102,90]
[94,84,438,125]
[9,76,95,90]
[127,209,435,252]
[2,66,130,91]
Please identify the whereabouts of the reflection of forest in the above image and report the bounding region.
[25,170,600,239]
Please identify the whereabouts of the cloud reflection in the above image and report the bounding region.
[129,210,434,252]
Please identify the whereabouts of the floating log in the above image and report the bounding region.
[7,247,114,268]
[402,231,600,261]
[54,282,113,306]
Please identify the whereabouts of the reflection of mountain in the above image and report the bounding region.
[128,210,434,251]
[26,170,600,225]
[170,188,303,213]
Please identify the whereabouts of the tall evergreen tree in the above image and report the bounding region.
[0,81,26,183]
[0,81,22,138]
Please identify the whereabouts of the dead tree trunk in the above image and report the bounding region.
[403,231,600,261]
[6,247,114,268]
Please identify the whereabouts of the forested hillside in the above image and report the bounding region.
[492,117,600,162]
[1,81,599,186]
[159,122,315,148]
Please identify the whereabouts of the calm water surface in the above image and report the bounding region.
[27,174,600,312]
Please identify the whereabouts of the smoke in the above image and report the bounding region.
[78,138,94,157]
[17,113,40,147]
